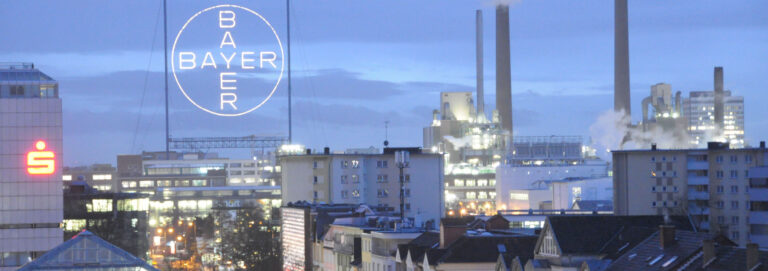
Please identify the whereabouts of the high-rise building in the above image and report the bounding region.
[0,63,63,269]
[63,164,117,192]
[613,142,768,247]
[279,147,445,226]
[683,90,745,148]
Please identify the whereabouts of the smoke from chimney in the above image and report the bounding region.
[614,0,630,116]
[495,4,513,136]
[476,10,485,119]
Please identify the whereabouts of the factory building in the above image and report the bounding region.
[0,63,64,270]
[613,142,768,247]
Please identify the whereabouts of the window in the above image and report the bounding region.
[377,160,388,168]
[466,192,477,199]
[731,216,739,225]
[92,174,112,180]
[313,161,319,168]
[377,174,388,183]
[352,160,360,168]
[716,201,724,209]
[341,175,348,184]
[510,193,528,201]
[313,176,318,184]
[341,190,349,199]
[489,191,496,199]
[716,185,724,194]
[405,203,411,210]
[352,175,360,183]
[405,189,411,197]
[87,199,113,212]
[717,216,724,224]
[313,191,318,199]
[454,179,464,187]
[731,201,739,210]
[730,170,738,179]
[352,190,360,198]
[122,181,137,188]
[716,155,723,163]
[466,179,476,187]
[404,174,411,183]
[9,85,24,96]
[477,179,488,186]
[139,180,154,188]
[341,160,349,168]
[377,189,389,198]
[731,231,740,241]
[746,155,753,163]
[490,179,496,186]
[730,155,738,164]
[478,191,488,199]
[716,170,724,178]
[63,175,72,181]
[731,185,738,193]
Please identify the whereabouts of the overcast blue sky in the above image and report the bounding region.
[1,0,766,165]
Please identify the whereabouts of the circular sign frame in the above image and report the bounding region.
[171,4,285,117]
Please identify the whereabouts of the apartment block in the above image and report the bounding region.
[280,147,444,227]
[613,142,768,247]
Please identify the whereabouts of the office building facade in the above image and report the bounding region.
[613,142,768,247]
[683,90,745,148]
[0,63,63,269]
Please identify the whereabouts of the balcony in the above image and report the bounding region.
[751,211,768,225]
[687,176,709,185]
[687,190,709,200]
[749,188,768,202]
[687,161,709,170]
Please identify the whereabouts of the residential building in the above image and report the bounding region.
[17,230,159,271]
[280,147,444,227]
[62,182,150,259]
[0,63,63,270]
[748,166,768,248]
[63,164,117,192]
[683,90,745,148]
[613,142,768,247]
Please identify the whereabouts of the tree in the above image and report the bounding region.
[215,204,281,270]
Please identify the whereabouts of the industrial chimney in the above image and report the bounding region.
[614,0,631,116]
[496,4,513,135]
[714,66,724,139]
[476,10,485,120]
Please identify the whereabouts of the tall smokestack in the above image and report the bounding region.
[614,0,631,116]
[496,5,513,135]
[476,10,485,119]
[714,67,724,139]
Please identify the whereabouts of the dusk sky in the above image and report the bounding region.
[1,0,766,166]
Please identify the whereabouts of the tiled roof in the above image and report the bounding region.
[685,245,768,271]
[439,235,538,263]
[547,215,694,255]
[605,230,711,271]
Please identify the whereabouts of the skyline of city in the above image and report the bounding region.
[1,0,767,165]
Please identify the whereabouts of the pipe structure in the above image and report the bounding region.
[614,0,631,116]
[642,96,652,132]
[675,91,681,114]
[495,4,513,135]
[476,10,485,120]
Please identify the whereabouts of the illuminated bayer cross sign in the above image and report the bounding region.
[172,4,285,117]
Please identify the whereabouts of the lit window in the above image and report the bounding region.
[63,175,72,181]
[510,193,529,201]
[92,174,112,180]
